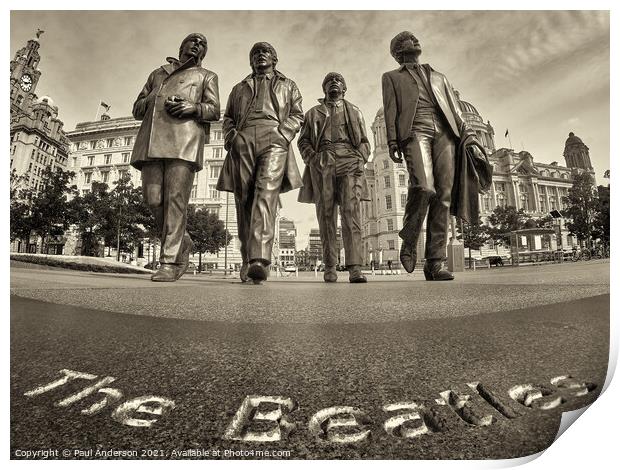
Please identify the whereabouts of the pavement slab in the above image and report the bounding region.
[10,261,610,460]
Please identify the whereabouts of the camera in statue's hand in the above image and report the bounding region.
[165,95,198,118]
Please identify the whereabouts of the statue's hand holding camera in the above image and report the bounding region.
[165,95,198,118]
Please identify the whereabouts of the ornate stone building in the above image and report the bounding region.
[362,93,592,266]
[65,113,243,268]
[10,31,71,254]
[10,31,70,191]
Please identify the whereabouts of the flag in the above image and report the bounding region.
[504,129,509,138]
[100,101,111,112]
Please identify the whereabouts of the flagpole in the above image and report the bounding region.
[94,99,101,121]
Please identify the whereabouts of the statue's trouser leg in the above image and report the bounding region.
[337,173,364,267]
[234,196,250,264]
[310,164,338,268]
[402,112,454,262]
[424,116,455,261]
[159,160,195,265]
[232,128,256,265]
[141,161,165,260]
[246,125,287,266]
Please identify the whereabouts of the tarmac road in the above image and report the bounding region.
[10,261,610,460]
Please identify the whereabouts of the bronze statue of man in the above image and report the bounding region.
[217,42,303,284]
[131,33,220,282]
[382,31,485,280]
[298,73,370,283]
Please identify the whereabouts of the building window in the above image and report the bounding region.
[87,155,95,165]
[398,173,406,187]
[212,130,223,141]
[191,185,197,199]
[400,193,407,207]
[518,183,526,193]
[520,194,529,211]
[549,196,557,211]
[213,147,224,158]
[209,184,219,199]
[387,219,394,231]
[496,194,506,208]
[539,185,546,194]
[384,175,391,188]
[101,171,110,183]
[118,169,128,180]
[106,138,114,147]
[90,140,97,149]
[82,189,90,195]
[495,182,506,192]
[210,165,221,179]
[383,160,389,169]
[72,157,77,167]
[387,239,395,250]
[122,152,130,163]
[104,154,112,164]
[539,196,547,213]
[84,172,92,183]
[385,195,392,210]
[483,196,490,212]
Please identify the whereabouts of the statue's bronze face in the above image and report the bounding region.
[323,73,346,100]
[398,35,421,61]
[179,35,207,63]
[251,45,275,73]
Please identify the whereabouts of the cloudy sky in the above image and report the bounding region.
[10,10,610,249]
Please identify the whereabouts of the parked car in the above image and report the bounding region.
[283,265,297,273]
[483,255,504,267]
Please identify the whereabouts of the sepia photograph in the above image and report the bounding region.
[8,7,612,461]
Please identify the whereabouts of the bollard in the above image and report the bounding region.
[295,268,299,278]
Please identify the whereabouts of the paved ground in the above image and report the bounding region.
[10,260,609,460]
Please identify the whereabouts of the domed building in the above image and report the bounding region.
[362,94,592,268]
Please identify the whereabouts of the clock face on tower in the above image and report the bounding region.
[20,74,33,92]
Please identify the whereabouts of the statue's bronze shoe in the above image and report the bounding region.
[323,266,338,283]
[423,261,454,281]
[151,264,178,282]
[348,265,367,283]
[240,262,249,282]
[399,241,417,273]
[175,235,194,280]
[247,260,268,284]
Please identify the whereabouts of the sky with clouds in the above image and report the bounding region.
[10,10,610,249]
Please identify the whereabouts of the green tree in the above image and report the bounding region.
[71,181,114,256]
[186,205,231,272]
[458,216,490,268]
[592,184,610,247]
[108,174,153,260]
[562,172,598,248]
[10,170,32,247]
[487,205,528,246]
[27,166,78,253]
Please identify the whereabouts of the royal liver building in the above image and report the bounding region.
[362,92,595,267]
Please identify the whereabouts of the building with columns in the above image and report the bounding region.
[362,93,593,266]
[65,113,242,268]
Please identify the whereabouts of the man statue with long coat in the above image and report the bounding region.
[131,33,220,282]
[217,42,303,284]
[298,73,370,283]
[382,31,485,280]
